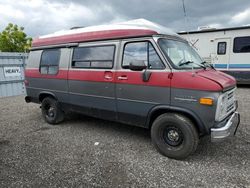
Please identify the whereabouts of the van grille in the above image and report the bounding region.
[225,89,236,115]
[216,88,236,121]
[227,90,234,100]
[227,103,235,113]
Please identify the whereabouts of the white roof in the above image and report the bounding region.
[40,19,178,39]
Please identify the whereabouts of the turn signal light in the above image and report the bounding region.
[199,98,213,106]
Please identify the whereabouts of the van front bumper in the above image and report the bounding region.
[211,112,240,142]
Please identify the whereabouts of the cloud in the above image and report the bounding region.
[0,4,25,20]
[1,0,250,37]
[231,8,250,24]
[0,0,100,36]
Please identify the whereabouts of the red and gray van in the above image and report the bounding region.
[25,19,240,159]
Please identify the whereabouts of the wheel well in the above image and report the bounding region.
[148,109,201,134]
[39,93,56,103]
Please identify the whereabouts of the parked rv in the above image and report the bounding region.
[179,26,250,84]
[25,19,240,159]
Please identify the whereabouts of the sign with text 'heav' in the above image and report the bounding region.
[4,67,21,77]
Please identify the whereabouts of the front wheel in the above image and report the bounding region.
[41,97,64,125]
[151,113,199,160]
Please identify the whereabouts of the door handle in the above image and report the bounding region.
[104,75,112,80]
[104,71,113,80]
[117,76,128,80]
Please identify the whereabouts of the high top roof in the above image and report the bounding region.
[32,19,178,48]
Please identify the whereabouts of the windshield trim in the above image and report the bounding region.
[157,38,204,70]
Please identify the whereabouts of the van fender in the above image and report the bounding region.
[146,105,207,134]
[38,91,58,102]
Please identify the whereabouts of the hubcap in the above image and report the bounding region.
[46,106,55,118]
[48,107,54,117]
[163,127,183,146]
[167,130,180,142]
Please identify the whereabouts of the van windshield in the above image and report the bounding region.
[158,38,204,69]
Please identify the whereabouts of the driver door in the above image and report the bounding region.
[115,39,171,127]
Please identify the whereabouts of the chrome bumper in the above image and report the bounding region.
[211,112,240,142]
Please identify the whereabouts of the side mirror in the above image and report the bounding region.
[129,60,147,71]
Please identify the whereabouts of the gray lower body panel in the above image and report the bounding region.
[116,83,170,126]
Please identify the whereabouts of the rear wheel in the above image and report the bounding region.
[151,113,199,160]
[41,97,64,124]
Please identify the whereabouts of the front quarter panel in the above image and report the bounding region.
[171,88,220,134]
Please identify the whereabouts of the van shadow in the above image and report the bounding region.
[62,112,151,141]
[59,113,250,162]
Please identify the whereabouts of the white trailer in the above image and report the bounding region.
[179,26,250,84]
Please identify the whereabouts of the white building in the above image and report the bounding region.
[179,26,250,84]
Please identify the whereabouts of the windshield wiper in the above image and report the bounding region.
[179,61,206,69]
[179,60,193,66]
[201,61,215,70]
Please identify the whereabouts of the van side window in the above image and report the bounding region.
[40,49,60,74]
[233,36,250,53]
[217,42,226,55]
[122,41,165,69]
[72,45,115,69]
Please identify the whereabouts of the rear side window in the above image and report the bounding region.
[122,41,165,69]
[72,45,115,69]
[40,49,60,74]
[217,42,226,55]
[233,36,250,53]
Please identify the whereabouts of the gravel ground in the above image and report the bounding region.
[0,87,249,188]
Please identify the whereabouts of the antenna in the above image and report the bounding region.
[181,0,196,71]
[182,0,187,18]
[181,0,191,43]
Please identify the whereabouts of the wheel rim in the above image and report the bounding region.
[163,127,183,146]
[44,103,55,118]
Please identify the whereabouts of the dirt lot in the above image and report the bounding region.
[0,87,249,187]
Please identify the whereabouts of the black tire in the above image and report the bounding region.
[41,97,64,124]
[151,113,199,160]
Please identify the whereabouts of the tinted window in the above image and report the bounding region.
[40,49,60,74]
[217,42,226,55]
[233,37,250,53]
[123,42,147,68]
[122,41,164,69]
[72,45,115,68]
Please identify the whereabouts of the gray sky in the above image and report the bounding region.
[1,0,250,37]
